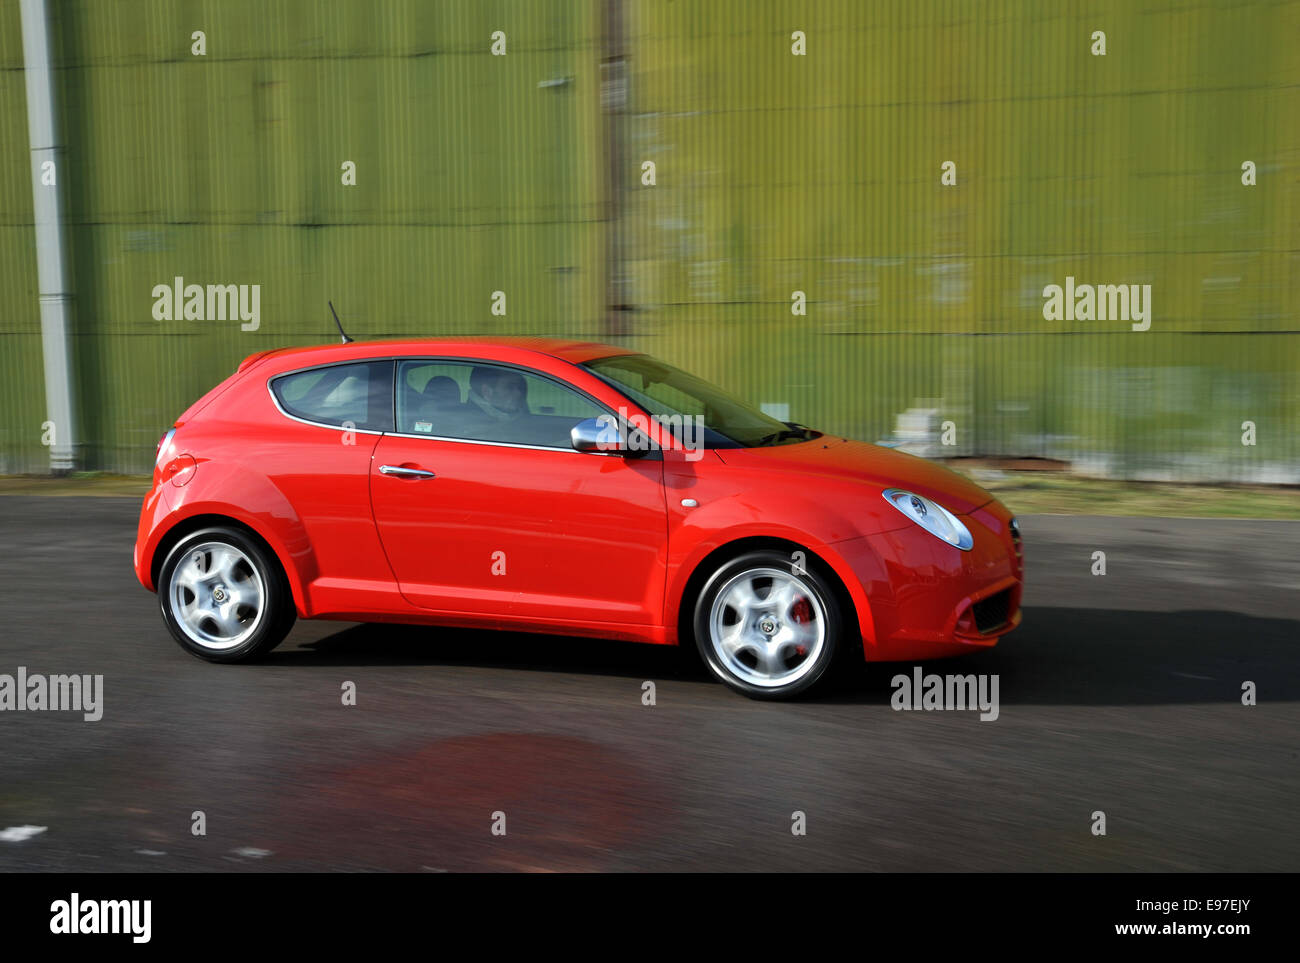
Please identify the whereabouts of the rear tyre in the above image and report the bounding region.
[158,527,295,663]
[692,549,842,699]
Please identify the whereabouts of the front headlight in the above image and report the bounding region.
[881,489,974,551]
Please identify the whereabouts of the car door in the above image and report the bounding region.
[369,358,668,625]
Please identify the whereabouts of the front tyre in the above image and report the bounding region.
[158,527,295,663]
[692,550,842,699]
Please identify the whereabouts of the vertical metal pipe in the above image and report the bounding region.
[599,0,630,338]
[20,0,77,472]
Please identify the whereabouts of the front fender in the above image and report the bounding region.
[661,490,883,651]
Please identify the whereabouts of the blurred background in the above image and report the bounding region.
[2,2,1299,877]
[1,0,1297,481]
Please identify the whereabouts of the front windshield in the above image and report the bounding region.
[582,354,820,449]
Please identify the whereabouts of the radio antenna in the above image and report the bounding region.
[328,300,354,344]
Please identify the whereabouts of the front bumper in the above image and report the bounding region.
[839,500,1023,661]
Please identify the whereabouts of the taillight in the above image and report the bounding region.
[156,428,177,467]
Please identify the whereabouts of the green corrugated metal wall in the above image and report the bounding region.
[1,0,1297,479]
[2,0,608,471]
[624,0,1299,482]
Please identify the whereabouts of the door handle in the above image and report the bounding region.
[378,465,436,479]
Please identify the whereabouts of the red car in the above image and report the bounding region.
[135,337,1023,699]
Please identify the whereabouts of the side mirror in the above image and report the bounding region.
[570,416,652,457]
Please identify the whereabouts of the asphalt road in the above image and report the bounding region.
[0,496,1296,871]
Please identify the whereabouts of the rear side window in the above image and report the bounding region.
[271,361,393,432]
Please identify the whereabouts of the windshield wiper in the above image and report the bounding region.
[755,425,815,447]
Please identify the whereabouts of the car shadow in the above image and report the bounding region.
[266,621,703,683]
[266,606,1298,706]
[821,606,1298,706]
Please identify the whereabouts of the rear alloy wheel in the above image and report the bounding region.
[158,527,295,663]
[693,550,843,699]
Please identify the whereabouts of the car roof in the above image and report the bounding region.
[241,336,639,372]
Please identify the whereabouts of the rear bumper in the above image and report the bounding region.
[133,483,171,591]
[839,500,1023,661]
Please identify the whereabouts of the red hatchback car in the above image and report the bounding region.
[135,337,1023,699]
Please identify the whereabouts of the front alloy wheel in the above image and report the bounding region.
[693,550,843,699]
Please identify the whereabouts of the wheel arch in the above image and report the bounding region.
[150,513,306,616]
[671,535,875,657]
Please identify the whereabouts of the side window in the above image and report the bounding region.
[396,359,606,449]
[271,361,393,431]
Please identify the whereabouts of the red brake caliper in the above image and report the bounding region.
[791,597,812,656]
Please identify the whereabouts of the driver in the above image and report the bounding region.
[466,367,527,422]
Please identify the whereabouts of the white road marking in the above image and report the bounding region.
[0,825,47,842]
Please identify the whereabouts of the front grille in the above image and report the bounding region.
[971,589,1012,634]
